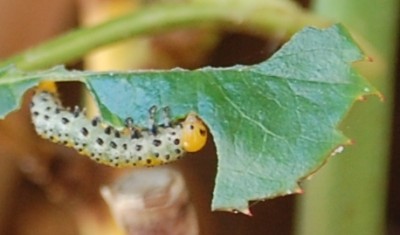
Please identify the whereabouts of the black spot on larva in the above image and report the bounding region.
[173,138,180,145]
[91,153,95,157]
[190,125,194,130]
[45,106,51,111]
[132,162,137,166]
[175,149,181,154]
[49,136,54,140]
[122,144,127,150]
[171,131,176,135]
[33,111,39,116]
[200,129,206,136]
[154,152,159,158]
[115,163,119,167]
[63,141,68,145]
[43,130,48,135]
[61,117,69,124]
[131,130,141,139]
[74,142,79,146]
[114,131,121,138]
[150,126,158,135]
[115,156,119,160]
[30,101,35,107]
[91,118,99,126]
[138,157,142,161]
[104,126,112,135]
[136,145,142,151]
[95,157,100,162]
[81,127,89,136]
[82,143,87,147]
[73,111,80,118]
[165,154,170,160]
[153,139,162,147]
[110,141,117,149]
[125,159,129,163]
[55,108,60,114]
[78,148,83,152]
[146,159,152,164]
[41,97,48,102]
[96,138,104,145]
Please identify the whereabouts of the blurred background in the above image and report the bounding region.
[0,0,398,234]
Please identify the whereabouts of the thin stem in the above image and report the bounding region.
[0,1,329,71]
[295,0,398,235]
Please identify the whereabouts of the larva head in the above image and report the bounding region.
[37,81,58,93]
[181,113,207,152]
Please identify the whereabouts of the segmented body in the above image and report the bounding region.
[30,88,207,167]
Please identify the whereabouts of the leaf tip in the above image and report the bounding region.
[294,187,304,194]
[377,92,385,102]
[356,90,383,102]
[212,205,253,216]
[233,208,253,216]
[364,55,374,62]
[330,145,345,157]
[347,139,356,145]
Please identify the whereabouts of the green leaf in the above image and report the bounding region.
[0,24,377,212]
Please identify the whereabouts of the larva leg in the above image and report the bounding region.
[148,105,158,135]
[73,105,85,118]
[125,117,142,139]
[162,106,172,127]
[124,117,134,128]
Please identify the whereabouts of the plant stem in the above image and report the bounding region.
[295,0,399,235]
[0,1,329,71]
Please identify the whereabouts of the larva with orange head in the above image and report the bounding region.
[30,82,207,167]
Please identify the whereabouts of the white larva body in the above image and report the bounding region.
[30,91,186,167]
